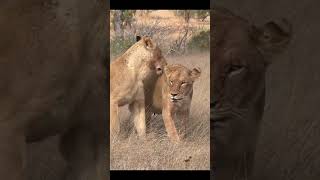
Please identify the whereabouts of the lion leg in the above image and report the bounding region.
[0,125,26,180]
[144,110,151,134]
[110,100,120,138]
[60,127,101,180]
[162,105,180,142]
[176,109,190,139]
[129,84,146,138]
[59,85,107,180]
[129,100,146,138]
[60,109,106,180]
[144,91,154,134]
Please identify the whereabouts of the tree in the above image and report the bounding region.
[195,10,209,21]
[174,10,209,22]
[174,10,191,23]
[111,10,136,38]
[112,10,123,38]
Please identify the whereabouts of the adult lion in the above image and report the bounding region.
[211,7,292,179]
[110,36,167,138]
[0,1,108,179]
[145,64,201,142]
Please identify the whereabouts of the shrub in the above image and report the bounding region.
[187,30,210,52]
[174,10,209,22]
[110,36,135,58]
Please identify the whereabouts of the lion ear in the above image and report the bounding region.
[142,37,155,50]
[250,18,292,65]
[190,67,201,80]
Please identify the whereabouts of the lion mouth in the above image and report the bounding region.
[170,97,183,102]
[156,69,162,75]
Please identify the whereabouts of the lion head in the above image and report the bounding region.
[163,64,201,103]
[211,7,292,178]
[134,35,167,76]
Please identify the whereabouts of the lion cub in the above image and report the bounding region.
[110,36,167,138]
[148,64,201,142]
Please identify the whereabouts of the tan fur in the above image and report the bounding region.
[110,36,166,138]
[146,64,201,142]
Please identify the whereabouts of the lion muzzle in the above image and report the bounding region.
[170,94,183,102]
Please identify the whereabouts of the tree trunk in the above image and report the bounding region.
[113,10,123,38]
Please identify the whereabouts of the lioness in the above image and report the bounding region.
[0,1,107,179]
[147,64,201,141]
[211,7,292,179]
[110,36,166,138]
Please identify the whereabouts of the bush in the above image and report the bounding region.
[110,36,135,58]
[120,10,136,23]
[187,30,210,52]
[194,10,209,21]
[174,10,209,22]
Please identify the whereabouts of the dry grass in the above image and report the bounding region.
[110,52,210,170]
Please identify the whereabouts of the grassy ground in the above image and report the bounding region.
[110,52,210,170]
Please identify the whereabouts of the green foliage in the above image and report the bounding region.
[110,36,135,58]
[187,30,210,52]
[194,10,209,21]
[111,10,136,30]
[120,10,136,23]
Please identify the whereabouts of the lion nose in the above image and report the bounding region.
[171,93,178,97]
[155,65,163,75]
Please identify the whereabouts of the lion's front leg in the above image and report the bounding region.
[129,82,146,138]
[110,99,120,138]
[162,103,180,142]
[0,126,26,180]
[176,109,190,140]
[145,109,153,134]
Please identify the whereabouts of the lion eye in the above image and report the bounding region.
[229,65,243,71]
[170,80,173,85]
[228,65,245,77]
